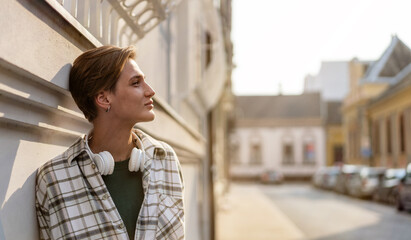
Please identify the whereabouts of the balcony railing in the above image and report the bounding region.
[46,0,181,46]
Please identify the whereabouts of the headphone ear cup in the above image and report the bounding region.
[129,147,140,172]
[129,147,145,172]
[96,151,114,175]
[93,154,105,175]
[139,151,146,172]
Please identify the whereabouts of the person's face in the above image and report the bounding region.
[108,59,155,124]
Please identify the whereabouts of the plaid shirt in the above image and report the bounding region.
[35,129,185,240]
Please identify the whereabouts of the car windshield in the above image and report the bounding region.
[395,169,406,179]
[385,169,404,179]
[360,168,382,178]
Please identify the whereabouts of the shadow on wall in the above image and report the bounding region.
[1,171,37,239]
[0,122,78,240]
[0,214,4,240]
[50,63,72,91]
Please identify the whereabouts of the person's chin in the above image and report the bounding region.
[141,112,156,122]
[148,112,155,121]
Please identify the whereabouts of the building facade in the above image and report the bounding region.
[342,36,411,167]
[324,101,344,166]
[230,93,325,180]
[367,71,411,168]
[304,61,351,166]
[0,0,233,239]
[304,61,350,101]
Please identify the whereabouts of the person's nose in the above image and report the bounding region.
[144,82,155,98]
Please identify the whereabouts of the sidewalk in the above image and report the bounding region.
[216,183,306,240]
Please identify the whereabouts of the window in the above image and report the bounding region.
[400,113,405,153]
[387,118,392,154]
[249,143,262,165]
[348,123,356,159]
[203,31,213,69]
[302,134,315,164]
[230,143,240,165]
[229,134,240,165]
[303,142,315,164]
[355,129,360,159]
[333,145,344,164]
[349,130,355,158]
[372,120,380,156]
[282,144,294,165]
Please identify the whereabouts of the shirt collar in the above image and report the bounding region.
[66,128,166,165]
[133,128,166,160]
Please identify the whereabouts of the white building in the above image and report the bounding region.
[304,61,350,101]
[230,93,325,180]
[0,0,233,239]
[303,61,353,166]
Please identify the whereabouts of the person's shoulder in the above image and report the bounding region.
[35,153,67,188]
[158,141,174,152]
[134,129,175,151]
[38,150,70,172]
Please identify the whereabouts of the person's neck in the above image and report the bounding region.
[89,120,135,162]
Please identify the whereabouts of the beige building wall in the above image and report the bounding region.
[325,125,344,166]
[368,85,411,168]
[343,59,389,165]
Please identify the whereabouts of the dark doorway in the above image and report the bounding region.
[334,145,344,165]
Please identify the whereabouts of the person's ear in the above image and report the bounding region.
[95,91,111,112]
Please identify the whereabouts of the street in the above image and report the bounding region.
[217,183,411,240]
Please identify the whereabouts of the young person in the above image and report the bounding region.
[35,46,185,240]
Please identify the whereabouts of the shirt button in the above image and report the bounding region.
[91,163,96,169]
[118,223,125,229]
[102,194,109,200]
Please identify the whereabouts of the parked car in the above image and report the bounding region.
[312,167,326,188]
[397,162,411,211]
[372,168,406,205]
[260,170,284,184]
[312,166,340,189]
[322,167,340,190]
[334,165,364,194]
[346,167,386,198]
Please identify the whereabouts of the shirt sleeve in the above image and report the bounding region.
[175,153,185,194]
[35,170,52,240]
[158,142,186,240]
[172,147,186,239]
[161,142,185,196]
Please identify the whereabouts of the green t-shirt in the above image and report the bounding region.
[102,159,144,239]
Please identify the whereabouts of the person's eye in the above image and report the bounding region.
[133,81,140,86]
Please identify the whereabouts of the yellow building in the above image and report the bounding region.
[342,36,411,166]
[367,72,411,168]
[325,102,344,166]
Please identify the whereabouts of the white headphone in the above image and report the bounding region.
[85,132,146,175]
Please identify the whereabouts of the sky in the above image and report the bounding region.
[231,0,411,95]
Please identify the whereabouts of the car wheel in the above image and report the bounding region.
[397,197,404,211]
[388,189,399,205]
